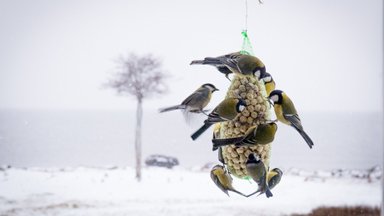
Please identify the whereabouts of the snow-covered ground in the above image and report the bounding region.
[0,166,381,216]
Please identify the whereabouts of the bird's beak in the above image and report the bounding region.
[214,88,219,92]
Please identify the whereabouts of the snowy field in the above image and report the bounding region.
[0,166,381,216]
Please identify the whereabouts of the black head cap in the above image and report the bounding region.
[202,83,219,92]
[269,90,283,104]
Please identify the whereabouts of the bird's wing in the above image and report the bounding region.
[218,56,239,72]
[206,111,228,123]
[181,88,209,109]
[284,114,303,131]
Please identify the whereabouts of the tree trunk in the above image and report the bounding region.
[135,98,143,181]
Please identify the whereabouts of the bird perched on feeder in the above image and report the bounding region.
[267,168,283,190]
[210,165,247,197]
[159,83,218,114]
[190,52,267,79]
[269,90,314,149]
[191,98,246,140]
[260,72,275,95]
[212,122,278,150]
[246,167,282,198]
[246,153,273,198]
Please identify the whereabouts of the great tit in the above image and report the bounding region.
[191,52,267,79]
[267,168,283,190]
[159,83,218,114]
[191,56,233,81]
[269,90,314,149]
[191,98,246,140]
[212,122,278,150]
[210,164,247,197]
[245,153,273,198]
[260,72,275,96]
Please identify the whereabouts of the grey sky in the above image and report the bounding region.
[0,0,382,112]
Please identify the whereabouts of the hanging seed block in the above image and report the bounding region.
[218,75,273,178]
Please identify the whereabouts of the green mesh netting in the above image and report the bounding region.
[240,30,254,56]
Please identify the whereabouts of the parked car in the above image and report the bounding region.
[145,154,179,169]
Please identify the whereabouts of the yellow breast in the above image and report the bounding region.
[274,104,290,125]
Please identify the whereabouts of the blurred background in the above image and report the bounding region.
[0,0,382,215]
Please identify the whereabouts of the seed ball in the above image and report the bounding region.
[232,158,239,164]
[228,121,234,128]
[240,125,247,133]
[261,151,267,159]
[233,163,241,170]
[242,109,250,117]
[251,99,258,105]
[236,148,244,154]
[239,154,246,162]
[257,96,264,103]
[240,163,246,169]
[239,85,246,92]
[240,92,247,98]
[251,112,258,118]
[231,151,238,157]
[227,160,233,166]
[246,93,254,100]
[232,89,240,98]
[261,105,267,112]
[239,116,247,123]
[255,104,261,111]
[227,147,233,153]
[234,128,241,135]
[240,77,248,84]
[248,105,255,112]
[257,145,263,152]
[247,117,254,124]
[233,80,241,88]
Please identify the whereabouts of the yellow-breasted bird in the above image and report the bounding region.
[246,167,282,197]
[267,168,283,190]
[212,122,278,150]
[210,165,247,197]
[190,52,267,79]
[260,72,275,95]
[159,83,218,114]
[246,153,273,198]
[191,98,246,140]
[269,90,314,149]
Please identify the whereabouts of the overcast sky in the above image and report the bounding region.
[0,0,382,112]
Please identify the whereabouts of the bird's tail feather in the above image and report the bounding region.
[190,60,205,65]
[191,122,212,140]
[190,57,222,66]
[159,105,186,113]
[265,188,273,198]
[292,125,314,149]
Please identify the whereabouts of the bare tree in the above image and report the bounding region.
[106,53,167,181]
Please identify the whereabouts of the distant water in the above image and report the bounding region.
[0,109,382,170]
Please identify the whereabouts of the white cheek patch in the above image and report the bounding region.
[239,105,246,112]
[263,76,272,83]
[270,95,279,102]
[254,70,261,78]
